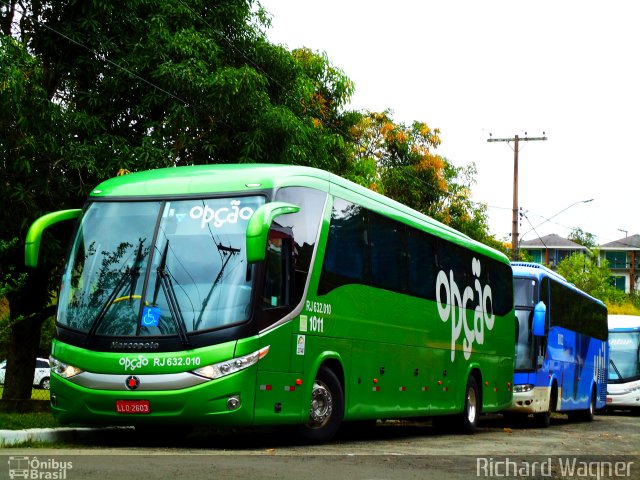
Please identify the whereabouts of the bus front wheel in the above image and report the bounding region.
[299,366,344,443]
[534,385,556,428]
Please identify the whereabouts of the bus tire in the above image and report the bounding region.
[299,366,344,443]
[458,376,480,434]
[582,387,596,422]
[568,387,596,422]
[534,410,550,428]
[534,385,556,428]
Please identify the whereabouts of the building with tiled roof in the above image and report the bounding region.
[599,234,640,293]
[519,233,589,267]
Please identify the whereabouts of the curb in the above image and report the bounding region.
[0,427,132,447]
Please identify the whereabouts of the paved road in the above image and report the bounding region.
[1,412,639,479]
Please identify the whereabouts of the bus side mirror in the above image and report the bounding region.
[25,209,82,268]
[532,301,547,337]
[246,202,300,263]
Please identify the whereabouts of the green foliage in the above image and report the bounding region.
[1,0,361,399]
[556,251,627,305]
[348,110,501,248]
[568,227,597,248]
[1,1,506,402]
[608,302,640,316]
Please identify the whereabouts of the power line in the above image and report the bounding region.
[487,133,547,259]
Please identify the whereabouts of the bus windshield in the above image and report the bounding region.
[513,278,537,370]
[57,196,265,337]
[608,331,640,382]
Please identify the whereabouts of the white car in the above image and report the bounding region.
[0,357,51,390]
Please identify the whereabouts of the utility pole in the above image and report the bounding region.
[487,133,547,260]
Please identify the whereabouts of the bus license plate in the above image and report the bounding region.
[116,400,150,414]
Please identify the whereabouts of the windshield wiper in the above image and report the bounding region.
[194,243,240,330]
[86,239,145,344]
[609,358,623,380]
[151,240,190,347]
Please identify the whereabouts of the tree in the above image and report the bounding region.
[1,0,358,399]
[556,251,626,305]
[348,110,503,250]
[568,227,597,249]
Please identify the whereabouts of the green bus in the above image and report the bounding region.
[26,164,515,442]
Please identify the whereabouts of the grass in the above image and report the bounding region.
[0,411,60,430]
[0,386,50,402]
[607,303,640,316]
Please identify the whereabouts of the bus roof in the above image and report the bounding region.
[89,164,509,265]
[608,314,640,331]
[511,261,606,307]
[511,262,568,283]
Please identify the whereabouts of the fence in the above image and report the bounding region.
[0,353,51,402]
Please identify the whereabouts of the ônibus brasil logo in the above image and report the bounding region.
[436,257,495,362]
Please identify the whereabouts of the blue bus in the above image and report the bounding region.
[506,262,608,426]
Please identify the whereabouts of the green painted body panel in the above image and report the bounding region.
[42,164,514,428]
[50,366,258,427]
[294,286,514,419]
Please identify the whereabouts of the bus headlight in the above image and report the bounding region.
[513,384,535,393]
[192,346,270,380]
[50,356,83,379]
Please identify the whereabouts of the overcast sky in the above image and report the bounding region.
[261,0,639,246]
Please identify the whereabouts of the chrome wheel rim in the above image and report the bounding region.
[308,380,333,428]
[467,388,477,424]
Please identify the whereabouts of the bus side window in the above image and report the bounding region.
[263,226,294,309]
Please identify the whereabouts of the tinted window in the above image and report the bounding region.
[320,198,367,290]
[319,196,513,316]
[549,279,607,340]
[407,228,436,298]
[369,212,406,292]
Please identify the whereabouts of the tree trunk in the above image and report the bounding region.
[2,268,50,400]
[2,314,44,400]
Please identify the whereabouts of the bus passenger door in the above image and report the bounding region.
[254,225,304,424]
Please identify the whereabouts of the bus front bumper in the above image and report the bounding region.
[49,371,256,427]
[607,382,640,409]
[504,385,550,414]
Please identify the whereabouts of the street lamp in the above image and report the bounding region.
[518,199,593,264]
[519,198,594,242]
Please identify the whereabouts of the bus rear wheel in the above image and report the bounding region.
[582,388,596,422]
[298,366,344,443]
[457,376,480,433]
[568,387,596,422]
